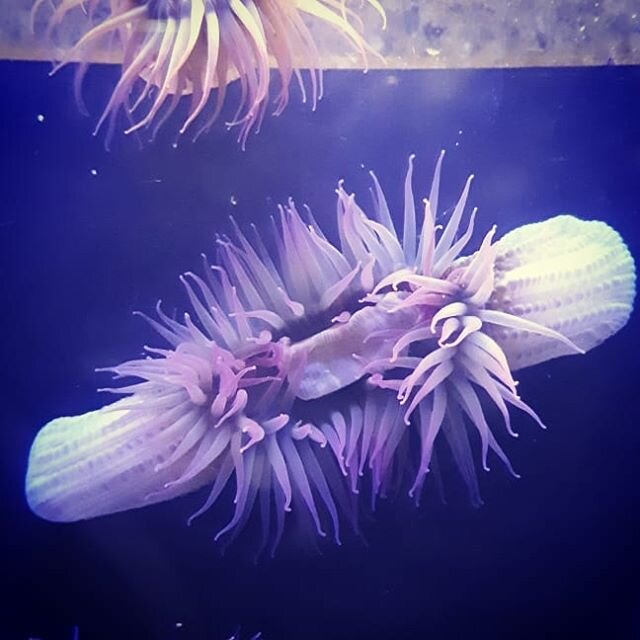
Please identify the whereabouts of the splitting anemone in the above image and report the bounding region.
[32,0,385,146]
[25,153,636,552]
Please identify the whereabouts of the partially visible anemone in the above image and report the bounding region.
[25,153,636,554]
[32,0,385,146]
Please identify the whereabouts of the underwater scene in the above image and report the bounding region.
[2,1,640,639]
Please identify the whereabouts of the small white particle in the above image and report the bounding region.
[175,622,183,629]
[457,129,463,135]
[90,168,98,176]
[36,114,45,123]
[230,195,238,206]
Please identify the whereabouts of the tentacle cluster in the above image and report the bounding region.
[95,209,384,549]
[316,153,584,505]
[104,152,583,529]
[34,0,385,145]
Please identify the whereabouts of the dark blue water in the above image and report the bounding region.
[2,62,640,640]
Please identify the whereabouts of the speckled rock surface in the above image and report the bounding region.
[1,0,639,67]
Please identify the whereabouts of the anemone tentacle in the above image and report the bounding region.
[36,0,386,146]
[344,159,585,501]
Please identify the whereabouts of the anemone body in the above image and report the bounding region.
[25,153,636,551]
[35,0,385,145]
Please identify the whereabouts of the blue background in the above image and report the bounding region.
[1,61,640,639]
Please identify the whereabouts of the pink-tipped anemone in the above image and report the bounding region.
[32,0,385,146]
[25,153,635,552]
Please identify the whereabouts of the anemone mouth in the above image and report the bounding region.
[35,0,385,146]
[24,153,635,554]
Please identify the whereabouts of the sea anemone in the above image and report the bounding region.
[25,153,636,552]
[32,0,385,146]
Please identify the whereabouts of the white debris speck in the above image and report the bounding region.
[90,168,98,176]
[36,114,45,123]
[230,195,238,206]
